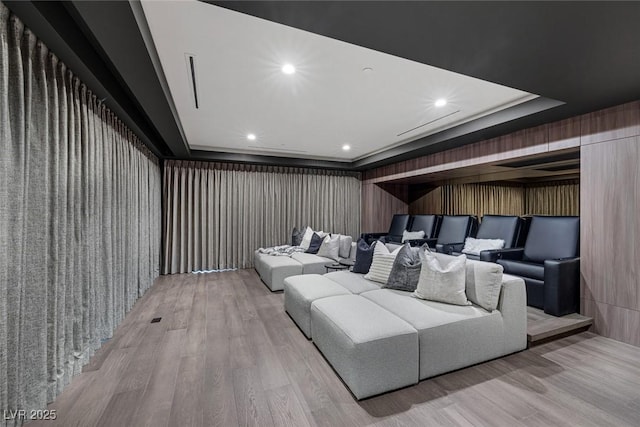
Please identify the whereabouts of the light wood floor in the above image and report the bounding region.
[27,269,640,427]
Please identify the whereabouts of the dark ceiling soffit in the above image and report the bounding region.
[65,1,191,159]
[187,150,355,171]
[3,1,169,158]
[352,96,564,170]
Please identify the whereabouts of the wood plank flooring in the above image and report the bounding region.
[26,270,640,427]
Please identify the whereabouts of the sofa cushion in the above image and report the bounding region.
[310,295,419,399]
[317,234,340,261]
[497,259,544,281]
[360,289,503,380]
[323,271,381,294]
[284,274,351,338]
[306,232,323,254]
[291,252,331,275]
[465,259,504,312]
[254,252,304,291]
[364,242,402,284]
[414,251,470,306]
[385,243,422,292]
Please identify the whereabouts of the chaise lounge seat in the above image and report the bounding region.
[254,240,357,291]
[283,251,527,399]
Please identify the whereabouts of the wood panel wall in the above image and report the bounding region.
[361,100,640,347]
[361,182,408,234]
[580,102,640,346]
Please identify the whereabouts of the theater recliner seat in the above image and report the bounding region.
[496,215,580,316]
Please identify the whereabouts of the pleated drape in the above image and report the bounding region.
[437,181,580,218]
[163,160,361,273]
[525,180,580,216]
[0,4,161,425]
[441,183,526,219]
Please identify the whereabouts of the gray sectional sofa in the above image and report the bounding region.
[283,252,527,399]
[254,242,356,291]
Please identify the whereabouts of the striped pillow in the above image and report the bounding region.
[364,243,402,284]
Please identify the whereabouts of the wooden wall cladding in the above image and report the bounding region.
[581,135,640,345]
[361,183,408,234]
[363,123,551,184]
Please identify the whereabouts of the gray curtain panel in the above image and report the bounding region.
[162,160,362,273]
[0,4,161,425]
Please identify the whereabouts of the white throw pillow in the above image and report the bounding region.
[299,226,314,250]
[317,234,341,261]
[364,242,402,284]
[461,237,505,256]
[402,230,425,243]
[465,259,503,312]
[334,234,353,259]
[414,250,470,306]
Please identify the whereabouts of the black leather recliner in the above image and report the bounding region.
[496,215,580,316]
[360,214,411,245]
[437,215,523,261]
[387,214,442,245]
[419,215,478,248]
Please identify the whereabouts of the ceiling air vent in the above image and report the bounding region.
[186,53,199,109]
[397,110,460,137]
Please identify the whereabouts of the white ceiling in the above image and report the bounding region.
[141,0,537,162]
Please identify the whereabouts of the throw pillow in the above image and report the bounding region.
[318,234,341,261]
[461,237,505,256]
[401,230,425,243]
[305,233,323,254]
[414,250,470,306]
[465,259,503,311]
[384,243,422,292]
[352,239,376,274]
[300,226,314,250]
[291,227,305,247]
[364,241,402,284]
[335,234,353,259]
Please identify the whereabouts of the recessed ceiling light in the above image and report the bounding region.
[247,133,256,141]
[342,144,351,151]
[434,98,447,107]
[281,64,296,75]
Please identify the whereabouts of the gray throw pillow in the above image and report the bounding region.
[385,243,422,292]
[291,227,305,246]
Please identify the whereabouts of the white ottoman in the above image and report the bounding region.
[255,253,303,291]
[284,274,351,338]
[310,295,419,399]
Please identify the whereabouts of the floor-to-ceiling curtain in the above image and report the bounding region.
[441,183,525,219]
[0,4,161,425]
[525,180,580,216]
[163,160,361,273]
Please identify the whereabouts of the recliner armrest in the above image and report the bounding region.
[492,247,525,261]
[543,257,580,316]
[406,238,436,248]
[436,242,464,254]
[479,249,506,263]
